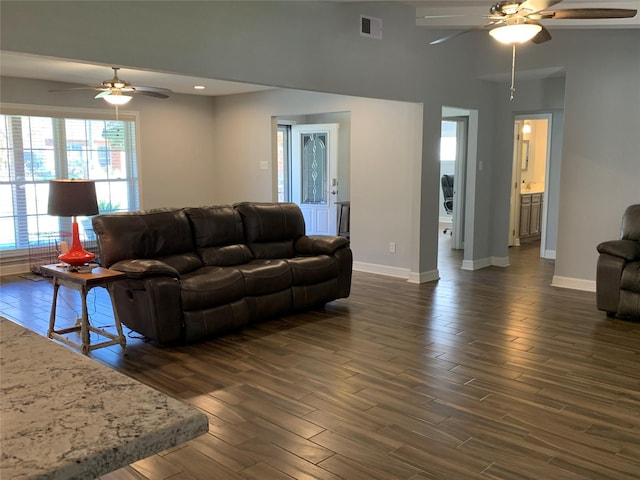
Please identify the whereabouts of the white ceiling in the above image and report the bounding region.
[0,1,637,97]
[0,51,276,97]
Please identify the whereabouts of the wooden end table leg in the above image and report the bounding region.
[47,280,61,339]
[80,285,90,355]
[107,285,127,355]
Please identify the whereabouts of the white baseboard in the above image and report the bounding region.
[543,249,556,260]
[491,256,510,267]
[407,269,440,284]
[461,256,509,270]
[353,261,439,284]
[353,261,410,279]
[551,275,596,292]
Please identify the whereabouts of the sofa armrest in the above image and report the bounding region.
[295,235,349,255]
[110,259,180,279]
[597,239,640,261]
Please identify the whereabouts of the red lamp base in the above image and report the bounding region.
[58,221,95,267]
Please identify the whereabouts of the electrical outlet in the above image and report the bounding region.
[389,242,396,253]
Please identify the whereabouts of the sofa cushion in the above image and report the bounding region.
[185,206,253,266]
[185,205,243,247]
[286,255,338,285]
[180,266,245,310]
[158,253,205,275]
[236,259,292,295]
[93,209,196,268]
[198,244,254,267]
[235,202,305,259]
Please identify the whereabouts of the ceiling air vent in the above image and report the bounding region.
[360,15,382,39]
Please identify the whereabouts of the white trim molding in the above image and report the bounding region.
[551,275,596,292]
[353,261,410,280]
[407,269,440,284]
[353,261,439,284]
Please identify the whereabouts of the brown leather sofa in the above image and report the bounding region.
[596,204,640,319]
[92,202,352,344]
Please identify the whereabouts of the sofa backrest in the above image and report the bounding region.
[184,206,254,266]
[92,208,201,272]
[235,202,305,259]
[622,204,640,242]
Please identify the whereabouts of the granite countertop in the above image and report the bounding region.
[0,318,208,480]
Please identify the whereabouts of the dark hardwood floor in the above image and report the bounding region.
[1,237,639,479]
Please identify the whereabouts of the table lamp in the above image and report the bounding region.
[48,179,99,269]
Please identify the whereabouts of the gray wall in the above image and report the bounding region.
[2,1,639,288]
[0,77,218,210]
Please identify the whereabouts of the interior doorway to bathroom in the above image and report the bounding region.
[509,114,552,258]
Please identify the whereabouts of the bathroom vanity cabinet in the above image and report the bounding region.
[520,193,543,240]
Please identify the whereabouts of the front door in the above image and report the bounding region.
[291,123,339,235]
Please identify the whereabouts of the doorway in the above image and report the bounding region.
[509,114,552,258]
[439,115,468,251]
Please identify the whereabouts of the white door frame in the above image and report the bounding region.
[451,117,467,250]
[441,111,469,251]
[510,113,553,258]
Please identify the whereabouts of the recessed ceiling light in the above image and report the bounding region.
[194,85,205,90]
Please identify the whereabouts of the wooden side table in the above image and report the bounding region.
[40,264,127,356]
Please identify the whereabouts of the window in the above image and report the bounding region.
[0,109,139,253]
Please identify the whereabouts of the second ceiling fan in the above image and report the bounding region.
[424,0,637,100]
[428,0,637,45]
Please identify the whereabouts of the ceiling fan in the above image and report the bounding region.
[50,67,172,105]
[427,0,637,46]
[424,0,637,100]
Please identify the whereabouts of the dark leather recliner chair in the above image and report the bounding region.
[596,204,640,319]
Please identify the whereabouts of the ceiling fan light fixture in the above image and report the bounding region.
[489,23,542,44]
[103,92,133,106]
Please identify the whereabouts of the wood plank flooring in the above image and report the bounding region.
[1,239,639,479]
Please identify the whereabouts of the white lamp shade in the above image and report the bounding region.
[103,93,133,105]
[489,23,542,44]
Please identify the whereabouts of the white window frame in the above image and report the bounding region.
[0,104,141,268]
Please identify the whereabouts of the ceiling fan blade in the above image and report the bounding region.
[430,20,501,45]
[131,86,172,99]
[418,14,467,20]
[518,0,563,15]
[538,8,637,19]
[94,90,112,99]
[48,86,104,92]
[531,25,552,44]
